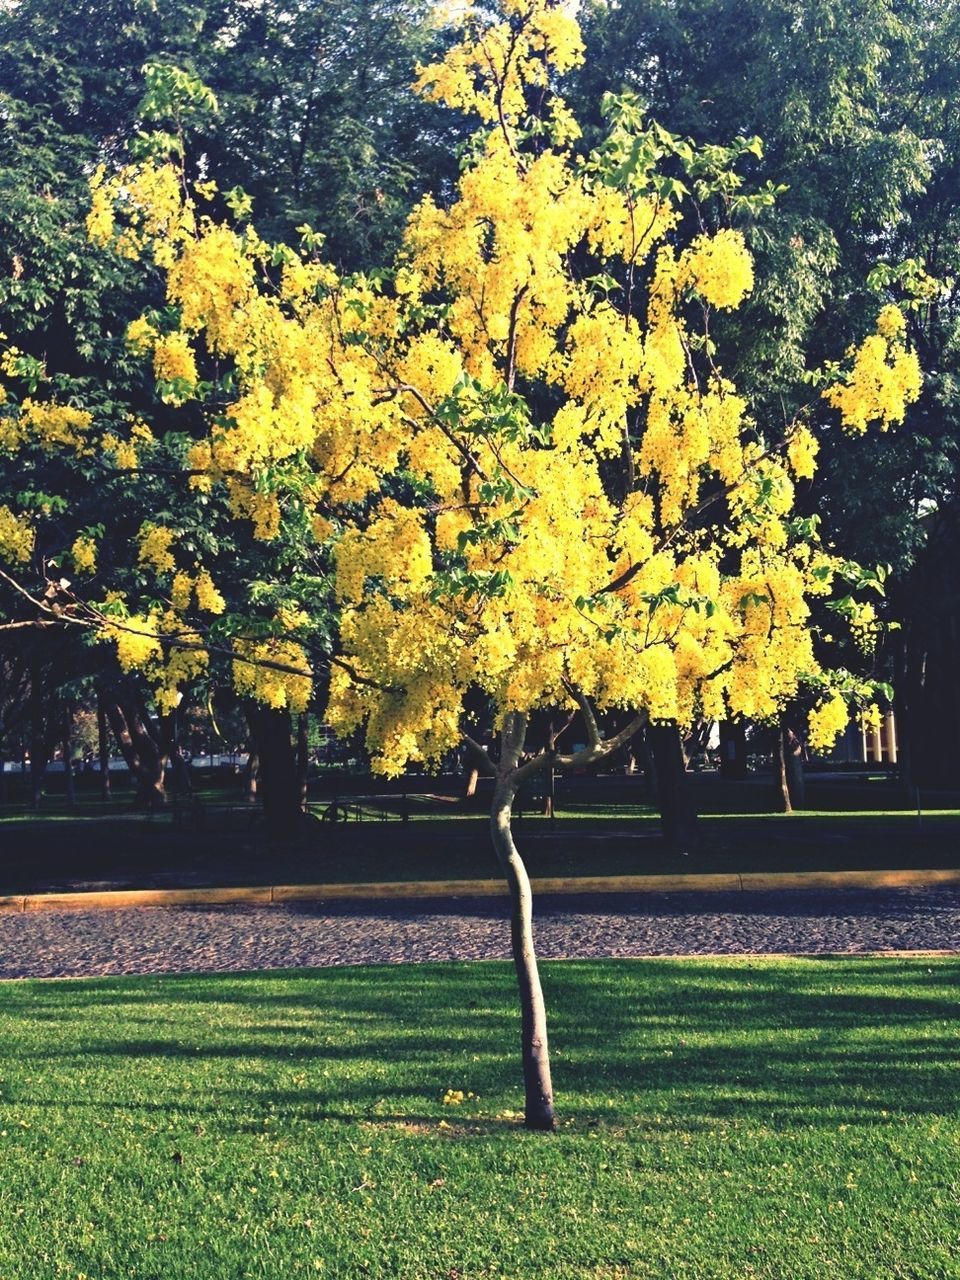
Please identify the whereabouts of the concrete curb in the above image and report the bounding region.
[2,867,960,912]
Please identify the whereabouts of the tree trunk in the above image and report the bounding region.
[719,719,748,780]
[245,704,301,835]
[99,685,167,809]
[97,692,111,800]
[490,778,555,1131]
[162,711,193,797]
[776,726,793,814]
[243,751,260,803]
[29,659,47,810]
[783,723,805,808]
[61,707,76,808]
[649,722,696,852]
[462,765,479,799]
[297,713,310,812]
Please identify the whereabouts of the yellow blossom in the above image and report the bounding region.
[137,522,176,574]
[153,332,198,389]
[808,693,850,752]
[71,534,97,574]
[0,504,34,564]
[194,569,226,614]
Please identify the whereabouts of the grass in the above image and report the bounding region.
[1,958,959,1277]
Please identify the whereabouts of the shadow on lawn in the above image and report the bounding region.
[2,959,959,1130]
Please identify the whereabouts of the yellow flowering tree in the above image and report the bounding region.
[1,1,922,1125]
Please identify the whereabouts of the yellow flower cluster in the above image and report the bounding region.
[860,702,882,733]
[19,399,93,454]
[137,523,176,574]
[195,569,226,614]
[823,311,922,432]
[108,613,163,673]
[103,606,210,715]
[415,0,584,128]
[87,161,192,267]
[153,332,198,393]
[126,315,158,354]
[849,600,880,654]
[156,633,209,713]
[808,693,850,752]
[786,424,819,480]
[681,229,754,309]
[0,504,34,564]
[171,569,226,615]
[71,534,97,574]
[232,637,312,714]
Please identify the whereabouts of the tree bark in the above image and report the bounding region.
[776,726,793,814]
[490,775,555,1131]
[29,658,47,810]
[783,723,805,808]
[243,750,260,803]
[244,704,301,835]
[297,712,310,812]
[162,711,193,797]
[719,719,748,780]
[649,722,696,852]
[97,692,111,799]
[61,706,76,808]
[99,684,167,809]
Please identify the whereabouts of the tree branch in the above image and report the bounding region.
[554,709,649,770]
[462,732,497,777]
[561,679,600,747]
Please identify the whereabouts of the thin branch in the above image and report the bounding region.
[512,708,649,785]
[554,709,649,771]
[597,427,798,597]
[0,619,60,632]
[561,678,600,747]
[389,380,487,482]
[462,732,497,777]
[505,284,529,392]
[328,654,401,695]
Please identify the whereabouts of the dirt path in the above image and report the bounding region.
[0,886,957,979]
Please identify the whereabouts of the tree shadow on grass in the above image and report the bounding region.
[1,958,958,1132]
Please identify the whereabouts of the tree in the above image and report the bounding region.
[0,0,919,1127]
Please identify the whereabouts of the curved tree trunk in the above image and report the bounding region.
[490,777,555,1131]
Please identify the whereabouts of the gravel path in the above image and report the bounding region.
[0,887,957,979]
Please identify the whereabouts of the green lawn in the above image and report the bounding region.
[1,958,958,1278]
